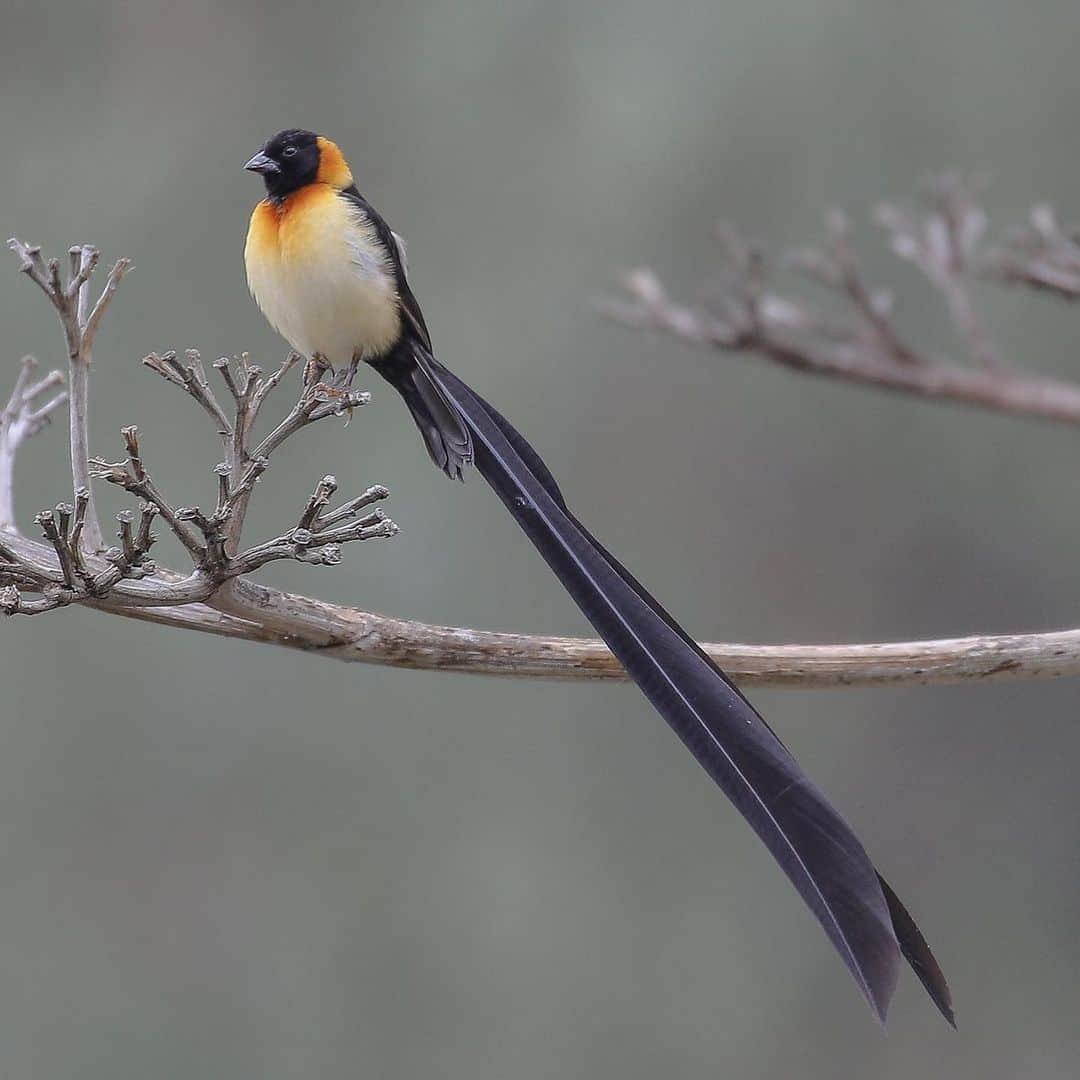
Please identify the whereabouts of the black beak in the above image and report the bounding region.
[244,150,281,175]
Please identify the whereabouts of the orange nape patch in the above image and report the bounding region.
[315,136,354,189]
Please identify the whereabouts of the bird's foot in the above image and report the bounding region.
[307,356,367,425]
[305,354,360,394]
[303,353,333,387]
[329,355,360,391]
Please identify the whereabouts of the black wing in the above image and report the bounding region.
[340,184,434,351]
[340,186,472,478]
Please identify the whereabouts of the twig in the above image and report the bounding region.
[875,174,1000,369]
[142,351,233,442]
[983,203,1080,300]
[786,210,923,366]
[83,255,131,349]
[298,475,338,530]
[6,516,1075,685]
[0,356,66,529]
[248,351,302,422]
[600,178,1080,427]
[8,239,132,550]
[229,375,368,542]
[311,485,390,531]
[77,364,393,586]
[140,348,367,549]
[251,383,370,461]
[231,511,396,574]
[603,268,1080,424]
[90,426,205,561]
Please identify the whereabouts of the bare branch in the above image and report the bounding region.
[601,179,1080,427]
[82,257,132,347]
[251,381,370,461]
[217,354,258,493]
[68,487,90,562]
[8,239,132,551]
[90,425,205,561]
[53,358,395,602]
[983,203,1080,300]
[603,267,1080,424]
[0,356,67,529]
[66,244,99,306]
[0,524,212,612]
[1,477,166,615]
[207,576,1080,686]
[141,347,368,551]
[298,474,338,530]
[786,211,924,367]
[5,481,1080,686]
[248,351,302,423]
[7,214,1080,693]
[227,369,369,544]
[875,174,1000,369]
[231,513,396,574]
[35,509,77,588]
[142,351,233,442]
[311,485,390,531]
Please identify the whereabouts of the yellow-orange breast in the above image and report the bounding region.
[244,184,401,365]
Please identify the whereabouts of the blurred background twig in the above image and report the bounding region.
[602,177,1080,425]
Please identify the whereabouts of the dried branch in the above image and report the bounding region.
[2,256,396,620]
[789,210,923,367]
[8,239,132,550]
[231,511,396,574]
[876,174,1000,369]
[89,426,205,561]
[85,400,393,587]
[6,205,1080,692]
[3,407,396,616]
[0,486,164,616]
[142,350,233,442]
[0,355,66,529]
[600,176,1080,427]
[5,511,1077,685]
[983,203,1080,300]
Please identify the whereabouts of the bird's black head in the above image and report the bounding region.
[245,129,321,201]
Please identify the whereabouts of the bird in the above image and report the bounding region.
[243,128,953,1026]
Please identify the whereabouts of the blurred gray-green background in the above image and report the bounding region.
[2,2,1078,1076]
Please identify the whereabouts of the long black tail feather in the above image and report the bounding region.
[384,352,951,1024]
[370,348,472,480]
[877,874,956,1026]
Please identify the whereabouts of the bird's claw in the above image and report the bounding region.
[330,356,360,391]
[303,353,332,387]
[303,354,360,393]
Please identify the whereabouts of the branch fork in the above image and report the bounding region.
[601,175,1080,426]
[8,238,132,551]
[983,203,1080,300]
[3,242,396,618]
[0,355,66,529]
[82,367,394,593]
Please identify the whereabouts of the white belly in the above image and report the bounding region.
[252,252,399,365]
[245,189,401,366]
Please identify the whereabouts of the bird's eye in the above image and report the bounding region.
[282,146,298,157]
